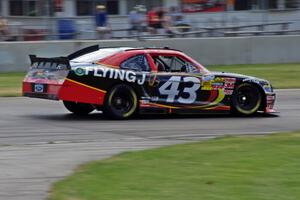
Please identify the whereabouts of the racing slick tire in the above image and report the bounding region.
[104,84,138,119]
[231,83,262,116]
[63,101,95,115]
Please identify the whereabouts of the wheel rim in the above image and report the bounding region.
[110,88,135,116]
[235,85,261,113]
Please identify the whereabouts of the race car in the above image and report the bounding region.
[23,45,276,119]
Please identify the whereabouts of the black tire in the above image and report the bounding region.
[104,84,138,119]
[231,83,262,116]
[63,101,95,115]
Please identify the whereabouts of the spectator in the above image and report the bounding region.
[128,6,139,34]
[168,6,181,24]
[95,5,111,39]
[147,7,160,34]
[0,15,9,41]
[128,5,146,35]
[137,5,147,33]
[157,8,173,35]
[227,0,235,11]
[169,7,191,33]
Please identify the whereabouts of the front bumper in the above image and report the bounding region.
[264,93,277,113]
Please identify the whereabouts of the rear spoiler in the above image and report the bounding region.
[67,45,99,60]
[28,44,100,69]
[29,55,71,70]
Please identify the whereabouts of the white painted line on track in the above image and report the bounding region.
[146,131,281,140]
[275,89,300,92]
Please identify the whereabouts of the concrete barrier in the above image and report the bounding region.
[0,35,300,72]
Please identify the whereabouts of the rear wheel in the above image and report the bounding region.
[231,83,262,116]
[63,101,95,115]
[104,84,138,119]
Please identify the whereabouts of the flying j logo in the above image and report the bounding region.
[74,66,147,85]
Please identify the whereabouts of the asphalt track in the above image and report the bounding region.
[0,89,299,200]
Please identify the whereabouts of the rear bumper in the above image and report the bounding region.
[23,92,59,100]
[22,78,106,105]
[22,81,62,100]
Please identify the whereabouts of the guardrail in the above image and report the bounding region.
[224,29,300,36]
[1,21,297,41]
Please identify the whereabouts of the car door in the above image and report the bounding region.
[146,54,202,106]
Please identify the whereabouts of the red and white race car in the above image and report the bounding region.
[23,45,276,119]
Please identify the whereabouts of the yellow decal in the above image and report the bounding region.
[201,81,213,90]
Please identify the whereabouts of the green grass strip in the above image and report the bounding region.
[0,72,25,97]
[49,131,300,200]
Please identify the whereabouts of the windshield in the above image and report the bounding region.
[71,48,132,63]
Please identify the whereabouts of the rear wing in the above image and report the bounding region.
[28,45,100,70]
[28,44,103,70]
[29,55,71,70]
[67,45,99,60]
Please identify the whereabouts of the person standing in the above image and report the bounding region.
[168,6,180,24]
[147,7,159,34]
[169,7,191,33]
[95,5,111,39]
[0,16,9,41]
[128,6,139,34]
[128,5,146,35]
[159,8,173,35]
[227,0,235,11]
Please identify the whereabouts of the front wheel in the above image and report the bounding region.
[63,101,95,115]
[104,84,138,119]
[231,83,262,116]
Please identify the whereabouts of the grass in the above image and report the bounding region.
[207,63,300,89]
[0,63,300,97]
[0,72,25,97]
[49,131,300,200]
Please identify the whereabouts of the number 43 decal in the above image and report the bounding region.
[159,76,201,104]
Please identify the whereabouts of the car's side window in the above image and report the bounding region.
[120,55,150,72]
[154,56,198,73]
[184,62,200,73]
[170,57,184,72]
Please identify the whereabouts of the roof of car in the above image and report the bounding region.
[70,45,192,68]
[125,47,182,52]
[88,47,182,54]
[69,45,183,60]
[92,46,183,54]
[69,45,207,72]
[122,47,184,56]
